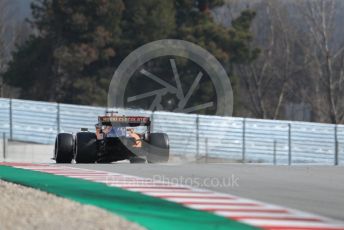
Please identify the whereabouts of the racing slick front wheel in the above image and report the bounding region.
[55,133,74,163]
[147,133,169,163]
[75,132,97,163]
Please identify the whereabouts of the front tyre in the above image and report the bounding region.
[55,133,74,163]
[147,133,169,163]
[75,132,97,163]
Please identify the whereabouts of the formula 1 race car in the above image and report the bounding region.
[54,112,169,164]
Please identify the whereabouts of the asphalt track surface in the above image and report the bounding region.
[68,163,344,221]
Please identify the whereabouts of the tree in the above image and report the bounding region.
[3,0,124,104]
[3,0,258,113]
[175,0,258,64]
[232,0,305,119]
[118,0,259,115]
[217,0,344,123]
[0,0,31,98]
[119,0,175,55]
[0,0,11,95]
[296,0,344,124]
[172,1,259,114]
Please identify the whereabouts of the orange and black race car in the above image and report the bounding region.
[54,112,169,164]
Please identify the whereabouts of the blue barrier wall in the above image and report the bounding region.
[0,98,342,165]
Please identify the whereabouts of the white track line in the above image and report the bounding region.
[242,219,344,228]
[143,192,234,198]
[215,211,318,218]
[126,188,199,193]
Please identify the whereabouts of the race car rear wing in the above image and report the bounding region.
[98,116,150,127]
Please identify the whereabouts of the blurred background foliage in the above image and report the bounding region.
[2,0,344,123]
[1,0,257,115]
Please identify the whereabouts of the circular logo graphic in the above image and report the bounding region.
[108,39,233,115]
[107,39,233,161]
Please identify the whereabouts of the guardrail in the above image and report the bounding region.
[0,98,342,165]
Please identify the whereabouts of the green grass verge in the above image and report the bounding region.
[0,165,259,230]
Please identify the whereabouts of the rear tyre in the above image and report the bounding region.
[55,133,74,163]
[147,133,169,163]
[75,132,97,163]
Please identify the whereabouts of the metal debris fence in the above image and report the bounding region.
[0,98,342,165]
